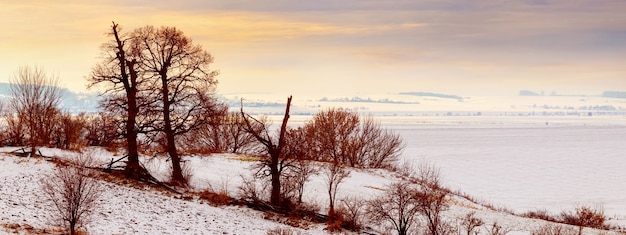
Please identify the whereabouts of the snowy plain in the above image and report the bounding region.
[389,116,626,219]
[0,147,622,235]
[1,94,625,234]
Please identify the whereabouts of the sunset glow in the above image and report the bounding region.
[1,0,625,98]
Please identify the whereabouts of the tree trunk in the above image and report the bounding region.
[111,23,147,180]
[269,150,281,206]
[269,96,291,207]
[125,85,142,178]
[161,72,184,185]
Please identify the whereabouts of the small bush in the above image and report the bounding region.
[198,189,232,206]
[487,222,511,235]
[560,206,607,235]
[339,196,365,231]
[523,209,559,222]
[560,206,606,229]
[324,210,345,233]
[531,224,578,235]
[266,227,303,235]
[460,212,484,235]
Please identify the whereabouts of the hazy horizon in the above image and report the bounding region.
[1,0,625,99]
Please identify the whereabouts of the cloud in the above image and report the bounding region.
[1,0,624,95]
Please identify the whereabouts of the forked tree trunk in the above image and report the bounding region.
[111,23,148,180]
[241,96,292,208]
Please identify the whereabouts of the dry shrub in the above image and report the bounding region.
[266,227,304,235]
[40,151,103,235]
[532,224,578,235]
[280,159,318,204]
[487,222,511,235]
[367,181,421,235]
[294,108,404,169]
[560,206,607,234]
[324,210,345,233]
[523,209,559,222]
[198,189,232,206]
[238,174,269,204]
[339,196,365,231]
[460,212,484,235]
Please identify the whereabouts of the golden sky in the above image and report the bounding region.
[1,0,625,98]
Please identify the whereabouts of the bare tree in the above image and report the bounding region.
[241,96,292,208]
[307,108,359,164]
[53,111,87,150]
[299,108,403,168]
[9,65,64,156]
[367,181,421,235]
[84,111,119,148]
[323,162,350,221]
[89,22,155,180]
[179,108,262,155]
[340,196,366,231]
[40,152,103,235]
[460,212,484,235]
[1,102,25,146]
[208,112,259,153]
[282,127,318,204]
[415,162,450,235]
[560,206,607,235]
[355,116,403,168]
[131,25,219,186]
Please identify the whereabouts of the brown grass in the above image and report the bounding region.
[197,189,233,206]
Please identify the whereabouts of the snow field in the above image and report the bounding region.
[0,140,623,234]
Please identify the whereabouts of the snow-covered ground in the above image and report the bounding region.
[0,145,622,234]
[386,116,626,220]
[1,95,625,234]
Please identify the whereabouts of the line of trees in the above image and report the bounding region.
[2,22,408,233]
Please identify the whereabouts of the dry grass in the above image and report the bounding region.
[228,155,262,162]
[197,189,233,206]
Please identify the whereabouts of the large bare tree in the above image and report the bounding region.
[241,96,292,208]
[9,65,64,156]
[88,22,155,180]
[131,25,219,186]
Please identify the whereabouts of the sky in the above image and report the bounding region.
[1,0,625,99]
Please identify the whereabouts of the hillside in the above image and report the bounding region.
[0,147,621,234]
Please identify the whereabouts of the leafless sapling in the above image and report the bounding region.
[40,152,103,235]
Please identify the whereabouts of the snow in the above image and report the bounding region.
[2,93,626,234]
[0,152,327,235]
[387,116,626,220]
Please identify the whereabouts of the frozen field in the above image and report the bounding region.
[382,115,626,218]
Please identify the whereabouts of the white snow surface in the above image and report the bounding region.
[0,144,622,234]
[384,116,626,218]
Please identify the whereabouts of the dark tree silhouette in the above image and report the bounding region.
[131,25,218,186]
[240,96,292,207]
[88,22,154,180]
